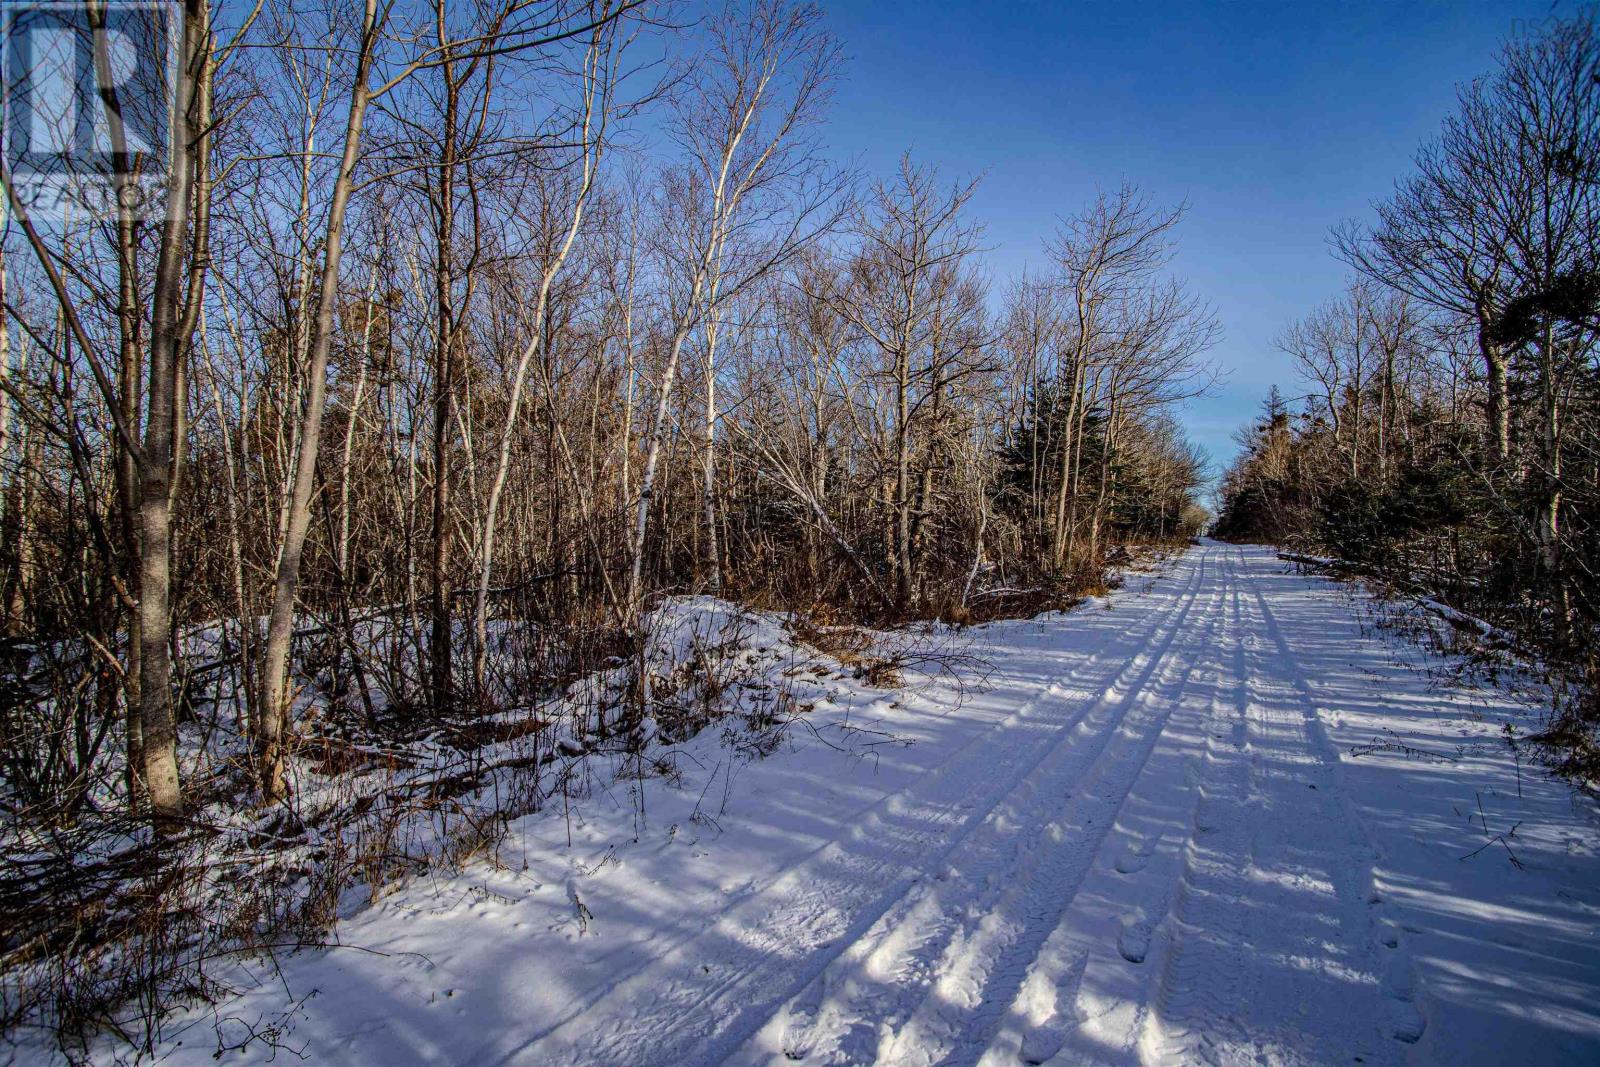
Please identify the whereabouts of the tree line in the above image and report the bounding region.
[0,0,1215,834]
[1216,10,1600,769]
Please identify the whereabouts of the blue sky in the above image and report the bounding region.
[814,0,1564,483]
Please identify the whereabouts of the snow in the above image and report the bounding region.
[1277,550,1519,649]
[50,542,1600,1065]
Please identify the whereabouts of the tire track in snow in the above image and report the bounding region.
[842,547,1230,1067]
[491,545,1215,1066]
[1247,568,1425,1053]
[1140,543,1280,1067]
[736,548,1225,1066]
[138,543,1600,1067]
[495,584,1174,1052]
[969,543,1247,1067]
[1142,547,1403,1067]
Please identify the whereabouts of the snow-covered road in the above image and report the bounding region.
[150,542,1600,1066]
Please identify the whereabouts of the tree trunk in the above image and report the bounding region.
[1477,301,1510,465]
[701,307,722,593]
[134,0,210,825]
[428,65,461,718]
[258,1,378,802]
[627,305,699,618]
[893,339,912,608]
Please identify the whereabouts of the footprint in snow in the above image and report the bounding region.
[1118,910,1152,963]
[1020,1014,1069,1064]
[1387,999,1426,1044]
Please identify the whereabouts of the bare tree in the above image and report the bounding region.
[473,2,634,687]
[1046,184,1192,568]
[625,0,843,617]
[830,156,983,608]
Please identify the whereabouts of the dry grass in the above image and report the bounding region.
[788,616,904,686]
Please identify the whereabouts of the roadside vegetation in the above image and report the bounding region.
[0,0,1215,1058]
[1216,11,1600,782]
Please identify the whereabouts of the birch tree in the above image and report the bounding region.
[625,0,842,617]
[473,2,631,689]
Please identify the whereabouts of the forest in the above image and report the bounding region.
[1214,9,1600,779]
[7,1,1600,1062]
[0,0,1222,1054]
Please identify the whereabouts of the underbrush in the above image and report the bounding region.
[1,591,994,1063]
[718,532,1182,631]
[1280,549,1600,793]
[0,539,1181,1062]
[1535,688,1600,784]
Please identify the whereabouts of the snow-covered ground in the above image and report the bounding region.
[98,542,1600,1065]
